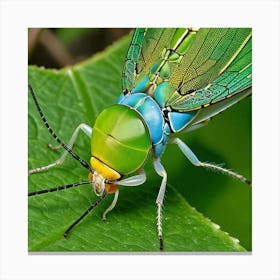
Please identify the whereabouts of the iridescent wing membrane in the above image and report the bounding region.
[122,28,179,92]
[122,28,252,119]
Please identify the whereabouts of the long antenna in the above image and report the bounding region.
[28,84,94,174]
[63,190,107,237]
[28,181,91,196]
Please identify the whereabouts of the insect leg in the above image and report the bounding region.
[28,85,94,174]
[102,190,119,221]
[102,170,146,220]
[116,169,146,186]
[153,157,167,251]
[29,123,92,175]
[171,137,251,186]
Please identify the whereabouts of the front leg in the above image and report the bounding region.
[29,123,92,175]
[153,157,167,251]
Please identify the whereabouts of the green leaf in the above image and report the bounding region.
[28,32,251,252]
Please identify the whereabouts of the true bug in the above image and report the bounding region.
[28,28,252,251]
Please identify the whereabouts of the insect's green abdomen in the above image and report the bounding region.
[91,105,151,175]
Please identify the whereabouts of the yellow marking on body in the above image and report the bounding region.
[90,157,121,180]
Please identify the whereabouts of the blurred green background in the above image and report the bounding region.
[28,28,251,251]
[28,28,132,68]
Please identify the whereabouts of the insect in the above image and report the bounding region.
[28,28,252,251]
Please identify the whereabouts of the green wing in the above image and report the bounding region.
[122,28,252,112]
[122,28,178,92]
[166,28,252,111]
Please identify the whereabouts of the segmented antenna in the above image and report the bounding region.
[28,84,94,174]
[63,189,107,237]
[28,181,92,196]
